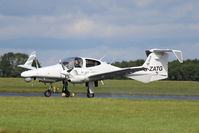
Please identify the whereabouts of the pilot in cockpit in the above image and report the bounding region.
[74,58,83,68]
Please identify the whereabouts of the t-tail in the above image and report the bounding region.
[127,49,183,83]
[18,51,38,70]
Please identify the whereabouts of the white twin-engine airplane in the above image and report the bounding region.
[18,49,183,98]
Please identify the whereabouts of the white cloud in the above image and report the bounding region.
[0,15,199,40]
[0,0,198,60]
[67,19,96,37]
[0,0,199,40]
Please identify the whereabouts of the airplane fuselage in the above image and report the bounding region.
[21,57,121,84]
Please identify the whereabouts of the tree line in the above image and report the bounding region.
[112,59,199,81]
[0,52,40,77]
[0,52,198,81]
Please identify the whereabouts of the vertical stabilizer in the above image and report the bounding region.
[18,51,37,70]
[24,51,37,66]
[127,49,183,83]
[172,50,183,63]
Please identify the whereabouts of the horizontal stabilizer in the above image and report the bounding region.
[18,65,36,70]
[149,49,183,63]
[172,50,183,63]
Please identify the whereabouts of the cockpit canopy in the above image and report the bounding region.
[61,57,101,69]
[61,57,83,70]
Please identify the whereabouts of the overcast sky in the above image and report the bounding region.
[0,0,198,65]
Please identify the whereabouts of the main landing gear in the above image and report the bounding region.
[61,80,71,97]
[44,81,97,98]
[43,80,71,97]
[87,81,95,98]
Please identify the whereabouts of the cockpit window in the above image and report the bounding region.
[86,59,101,67]
[74,58,83,68]
[61,57,83,69]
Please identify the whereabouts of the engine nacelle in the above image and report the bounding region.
[69,76,89,84]
[24,77,32,83]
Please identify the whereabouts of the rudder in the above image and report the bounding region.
[127,49,183,83]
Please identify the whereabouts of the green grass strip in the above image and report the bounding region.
[0,97,199,133]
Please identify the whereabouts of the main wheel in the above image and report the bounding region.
[87,93,94,98]
[65,91,71,97]
[44,90,51,97]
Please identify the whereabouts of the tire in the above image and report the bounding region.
[87,93,94,98]
[44,90,52,97]
[65,91,71,97]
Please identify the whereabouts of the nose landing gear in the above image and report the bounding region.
[43,81,71,97]
[44,89,52,97]
[44,83,59,97]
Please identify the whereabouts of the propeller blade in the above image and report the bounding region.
[61,70,70,76]
[101,80,104,85]
[32,81,34,86]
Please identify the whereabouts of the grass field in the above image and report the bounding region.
[0,78,199,133]
[0,78,198,96]
[0,97,199,133]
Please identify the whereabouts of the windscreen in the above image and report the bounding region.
[61,57,83,69]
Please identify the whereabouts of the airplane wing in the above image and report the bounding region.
[88,66,146,81]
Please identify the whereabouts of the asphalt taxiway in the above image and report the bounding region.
[0,92,199,100]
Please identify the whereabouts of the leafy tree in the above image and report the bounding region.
[0,52,41,77]
[112,59,199,81]
[168,59,199,81]
[113,59,144,68]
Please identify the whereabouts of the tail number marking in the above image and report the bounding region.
[146,66,163,71]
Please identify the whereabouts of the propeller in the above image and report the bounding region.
[60,60,66,70]
[31,81,34,86]
[60,63,74,79]
[100,80,105,85]
[31,77,36,86]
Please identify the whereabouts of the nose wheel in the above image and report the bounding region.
[44,89,52,97]
[44,83,53,97]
